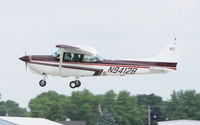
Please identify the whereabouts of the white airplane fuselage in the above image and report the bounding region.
[27,56,176,78]
[19,40,183,88]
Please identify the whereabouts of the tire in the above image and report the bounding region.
[69,81,76,88]
[75,80,81,87]
[39,80,46,87]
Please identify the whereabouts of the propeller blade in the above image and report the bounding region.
[25,50,27,71]
[25,62,27,71]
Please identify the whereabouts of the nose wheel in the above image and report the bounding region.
[39,73,47,87]
[69,80,81,88]
[39,80,47,87]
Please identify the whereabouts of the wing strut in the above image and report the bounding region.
[59,48,64,76]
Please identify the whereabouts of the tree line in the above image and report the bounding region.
[0,94,28,117]
[1,90,200,125]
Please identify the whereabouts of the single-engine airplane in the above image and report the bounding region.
[19,38,184,88]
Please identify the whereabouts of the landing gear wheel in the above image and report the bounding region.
[75,80,81,87]
[69,81,76,88]
[39,80,46,87]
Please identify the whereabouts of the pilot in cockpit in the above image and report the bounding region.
[53,49,61,60]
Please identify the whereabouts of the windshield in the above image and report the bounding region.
[53,49,61,58]
[96,55,105,61]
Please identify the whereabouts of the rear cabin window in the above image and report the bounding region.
[82,55,97,62]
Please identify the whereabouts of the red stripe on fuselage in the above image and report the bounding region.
[167,67,177,70]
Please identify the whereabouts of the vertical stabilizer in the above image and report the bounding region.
[151,38,185,63]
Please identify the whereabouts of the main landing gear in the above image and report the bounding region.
[69,77,81,89]
[38,74,81,89]
[39,73,47,87]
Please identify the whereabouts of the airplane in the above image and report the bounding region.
[19,38,184,88]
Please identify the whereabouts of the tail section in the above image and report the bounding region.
[134,38,185,71]
[151,38,185,63]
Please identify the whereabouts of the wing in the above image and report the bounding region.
[56,45,97,56]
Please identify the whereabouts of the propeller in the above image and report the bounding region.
[25,50,27,71]
[19,50,29,71]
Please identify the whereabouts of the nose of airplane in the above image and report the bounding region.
[19,56,29,62]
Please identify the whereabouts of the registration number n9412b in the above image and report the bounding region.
[107,67,137,74]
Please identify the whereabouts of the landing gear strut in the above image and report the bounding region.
[69,77,81,89]
[39,73,47,87]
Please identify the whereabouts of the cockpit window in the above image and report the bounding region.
[53,49,61,59]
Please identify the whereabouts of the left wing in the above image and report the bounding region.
[56,45,97,56]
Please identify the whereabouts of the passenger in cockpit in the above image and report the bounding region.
[73,54,80,62]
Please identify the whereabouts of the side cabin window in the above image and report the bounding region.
[63,53,83,62]
[72,53,82,62]
[63,52,72,61]
[63,52,97,63]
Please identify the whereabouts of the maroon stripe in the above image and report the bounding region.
[101,60,177,68]
[93,69,103,76]
[31,55,177,68]
[30,62,103,76]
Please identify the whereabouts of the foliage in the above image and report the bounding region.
[102,90,117,109]
[116,91,146,125]
[164,90,200,120]
[99,108,119,125]
[29,91,68,121]
[101,90,146,125]
[137,94,162,106]
[0,99,28,116]
[66,89,103,125]
[137,94,166,125]
[0,102,6,116]
[5,100,27,116]
[2,89,200,125]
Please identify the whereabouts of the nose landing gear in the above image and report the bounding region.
[39,73,47,87]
